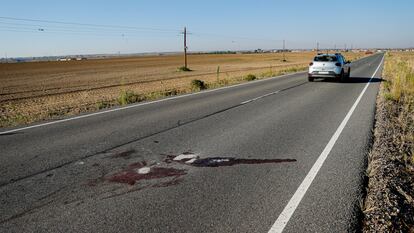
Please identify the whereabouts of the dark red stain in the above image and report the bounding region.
[110,149,136,159]
[107,166,186,186]
[87,161,148,187]
[104,154,295,188]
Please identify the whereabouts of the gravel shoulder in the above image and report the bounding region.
[363,52,414,232]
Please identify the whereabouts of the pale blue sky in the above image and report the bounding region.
[1,0,413,57]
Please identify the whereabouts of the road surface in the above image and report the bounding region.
[0,53,384,232]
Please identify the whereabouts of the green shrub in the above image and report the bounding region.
[191,79,206,90]
[245,74,257,81]
[118,90,141,105]
[177,66,192,72]
[96,101,110,110]
[163,89,178,96]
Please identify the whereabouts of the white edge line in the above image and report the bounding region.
[0,71,304,135]
[268,54,384,233]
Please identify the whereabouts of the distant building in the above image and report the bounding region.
[273,49,291,53]
[57,57,87,61]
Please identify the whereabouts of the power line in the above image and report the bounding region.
[0,21,179,34]
[0,16,286,43]
[0,16,325,54]
[0,16,181,33]
[0,24,180,36]
[0,28,181,39]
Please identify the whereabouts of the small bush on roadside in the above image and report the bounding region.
[191,79,206,90]
[118,90,141,105]
[96,101,110,110]
[177,66,192,72]
[219,78,229,85]
[245,74,257,81]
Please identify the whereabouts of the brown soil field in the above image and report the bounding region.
[0,52,365,127]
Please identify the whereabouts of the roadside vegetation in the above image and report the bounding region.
[177,66,192,72]
[0,52,365,127]
[244,74,257,81]
[363,52,414,231]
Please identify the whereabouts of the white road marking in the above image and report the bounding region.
[240,90,280,105]
[185,158,197,164]
[137,167,151,174]
[268,54,384,233]
[0,72,304,135]
[240,100,253,105]
[173,153,198,161]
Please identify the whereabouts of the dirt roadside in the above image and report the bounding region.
[363,52,414,232]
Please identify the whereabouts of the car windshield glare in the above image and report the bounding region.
[314,56,338,62]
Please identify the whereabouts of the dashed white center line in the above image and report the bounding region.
[240,90,280,105]
[0,72,303,135]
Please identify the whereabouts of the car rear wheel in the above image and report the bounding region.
[308,76,314,82]
[336,70,345,82]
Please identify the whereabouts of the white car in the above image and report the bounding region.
[308,53,351,82]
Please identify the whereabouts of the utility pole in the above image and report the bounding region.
[282,39,286,62]
[316,42,319,54]
[345,43,347,51]
[334,44,337,52]
[183,27,188,69]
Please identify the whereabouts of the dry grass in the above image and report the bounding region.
[363,52,414,232]
[382,52,414,165]
[0,51,365,127]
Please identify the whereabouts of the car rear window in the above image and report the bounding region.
[314,56,338,62]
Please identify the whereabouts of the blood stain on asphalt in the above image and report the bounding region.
[107,165,186,186]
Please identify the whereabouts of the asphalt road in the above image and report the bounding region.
[0,53,384,233]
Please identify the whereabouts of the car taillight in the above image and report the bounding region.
[335,62,341,66]
[309,62,313,66]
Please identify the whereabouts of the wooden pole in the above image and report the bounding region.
[184,27,187,69]
[316,42,319,54]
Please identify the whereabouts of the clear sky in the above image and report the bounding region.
[1,0,413,57]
